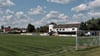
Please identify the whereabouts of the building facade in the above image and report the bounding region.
[49,23,80,36]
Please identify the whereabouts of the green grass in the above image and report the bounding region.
[0,34,100,56]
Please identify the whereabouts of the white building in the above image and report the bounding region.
[49,23,80,36]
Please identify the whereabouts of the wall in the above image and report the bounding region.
[49,24,54,32]
[53,27,78,32]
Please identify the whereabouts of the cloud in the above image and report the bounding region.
[15,11,26,19]
[0,10,30,27]
[88,11,100,18]
[0,14,14,26]
[12,11,37,27]
[0,0,15,26]
[3,15,13,20]
[0,0,15,7]
[71,3,87,12]
[72,11,100,22]
[6,9,14,15]
[37,11,69,26]
[0,9,41,28]
[0,0,33,28]
[72,13,85,19]
[47,0,73,4]
[72,13,88,22]
[28,5,45,16]
[71,0,100,22]
[88,0,100,9]
[0,8,4,15]
[71,0,100,12]
[44,11,68,19]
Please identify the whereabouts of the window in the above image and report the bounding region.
[63,29,65,31]
[72,28,75,30]
[56,29,58,31]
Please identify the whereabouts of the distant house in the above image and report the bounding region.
[2,27,27,33]
[49,23,80,36]
[11,28,22,33]
[3,27,11,32]
[21,28,27,33]
[11,28,27,33]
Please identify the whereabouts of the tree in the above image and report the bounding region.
[27,24,35,32]
[1,25,4,32]
[1,25,4,29]
[39,26,48,32]
[49,22,57,25]
[79,22,87,30]
[80,18,100,30]
[86,18,100,30]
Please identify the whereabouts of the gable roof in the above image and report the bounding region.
[53,23,80,28]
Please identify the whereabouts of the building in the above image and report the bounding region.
[3,27,11,32]
[49,23,80,36]
[10,28,27,33]
[2,27,27,33]
[21,28,27,33]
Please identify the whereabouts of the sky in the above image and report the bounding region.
[0,0,100,28]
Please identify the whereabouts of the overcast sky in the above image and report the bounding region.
[0,0,100,28]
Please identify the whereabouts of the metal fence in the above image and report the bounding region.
[75,30,100,50]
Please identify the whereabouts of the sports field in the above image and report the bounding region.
[0,34,100,56]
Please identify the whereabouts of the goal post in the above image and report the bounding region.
[75,30,100,50]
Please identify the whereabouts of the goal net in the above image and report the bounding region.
[76,30,100,50]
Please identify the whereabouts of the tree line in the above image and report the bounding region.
[0,23,49,33]
[79,18,100,30]
[27,24,48,33]
[20,18,100,32]
[1,18,100,33]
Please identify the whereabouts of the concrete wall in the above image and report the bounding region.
[49,24,54,32]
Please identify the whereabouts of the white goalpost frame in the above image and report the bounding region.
[97,31,100,46]
[75,0,99,50]
[75,30,78,50]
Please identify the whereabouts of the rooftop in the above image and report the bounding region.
[53,23,80,28]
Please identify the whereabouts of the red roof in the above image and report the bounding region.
[53,23,80,28]
[3,27,11,32]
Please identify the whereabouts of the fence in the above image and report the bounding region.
[75,30,100,50]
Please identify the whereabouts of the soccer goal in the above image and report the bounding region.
[75,30,100,50]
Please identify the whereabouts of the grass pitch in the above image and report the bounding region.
[0,34,100,56]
